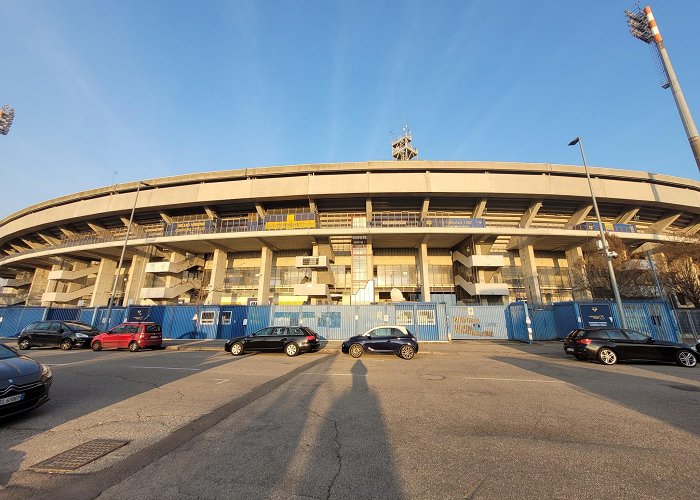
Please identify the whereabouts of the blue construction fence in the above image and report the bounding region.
[0,300,680,343]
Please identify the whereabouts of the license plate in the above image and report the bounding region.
[566,348,574,353]
[0,393,25,406]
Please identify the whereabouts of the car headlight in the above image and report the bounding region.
[40,363,53,381]
[75,333,88,338]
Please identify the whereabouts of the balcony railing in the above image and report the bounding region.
[0,212,665,265]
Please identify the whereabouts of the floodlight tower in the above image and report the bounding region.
[625,5,700,173]
[0,105,15,135]
[391,125,418,161]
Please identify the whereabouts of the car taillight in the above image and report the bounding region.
[576,338,593,345]
[306,335,315,341]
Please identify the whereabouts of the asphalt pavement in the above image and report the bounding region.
[1,341,699,499]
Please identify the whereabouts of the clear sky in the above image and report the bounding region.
[1,1,698,219]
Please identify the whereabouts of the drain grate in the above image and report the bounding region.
[667,384,700,393]
[31,439,129,472]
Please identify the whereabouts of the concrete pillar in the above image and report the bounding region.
[418,243,431,302]
[90,258,118,307]
[66,261,89,297]
[41,264,61,306]
[164,252,186,291]
[366,241,375,303]
[208,249,228,305]
[566,246,591,300]
[123,254,149,306]
[256,246,273,304]
[519,244,542,306]
[27,268,51,306]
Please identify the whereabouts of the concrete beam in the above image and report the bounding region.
[59,227,77,238]
[682,216,700,236]
[565,203,593,229]
[519,200,543,228]
[651,212,682,232]
[615,206,640,224]
[204,207,218,220]
[87,223,109,237]
[473,199,487,218]
[38,232,60,245]
[255,203,266,218]
[160,212,173,224]
[21,238,43,250]
[420,198,430,220]
[366,199,373,221]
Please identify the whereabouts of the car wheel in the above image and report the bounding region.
[398,344,415,360]
[18,338,31,350]
[92,340,102,351]
[676,350,697,368]
[598,348,617,365]
[60,339,73,351]
[230,342,244,356]
[285,343,299,357]
[348,344,363,358]
[128,341,140,352]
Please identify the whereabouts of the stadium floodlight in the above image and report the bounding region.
[568,137,628,329]
[625,5,700,173]
[0,105,15,135]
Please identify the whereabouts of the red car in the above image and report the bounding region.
[91,322,163,352]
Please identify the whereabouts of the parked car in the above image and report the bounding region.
[91,322,163,352]
[17,320,100,351]
[342,325,419,360]
[0,343,53,419]
[564,328,698,367]
[225,326,320,357]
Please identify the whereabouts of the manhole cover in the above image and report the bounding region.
[31,439,129,472]
[667,384,700,393]
[422,374,445,381]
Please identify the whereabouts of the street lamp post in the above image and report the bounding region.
[568,137,628,329]
[104,182,149,330]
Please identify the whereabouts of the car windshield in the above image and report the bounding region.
[0,344,19,360]
[64,322,96,331]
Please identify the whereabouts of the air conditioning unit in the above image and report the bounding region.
[295,256,328,268]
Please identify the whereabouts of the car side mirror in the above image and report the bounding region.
[646,337,655,343]
[57,328,64,333]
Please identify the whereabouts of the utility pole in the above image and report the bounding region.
[625,5,700,173]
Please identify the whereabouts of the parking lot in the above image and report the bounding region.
[1,341,699,499]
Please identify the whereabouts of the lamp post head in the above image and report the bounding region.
[568,137,580,146]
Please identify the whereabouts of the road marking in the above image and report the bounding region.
[213,379,229,384]
[129,366,201,371]
[299,372,355,376]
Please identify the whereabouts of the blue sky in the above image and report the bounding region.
[1,1,698,218]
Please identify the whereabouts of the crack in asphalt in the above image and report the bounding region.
[310,409,342,500]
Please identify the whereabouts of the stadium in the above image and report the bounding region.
[0,140,698,315]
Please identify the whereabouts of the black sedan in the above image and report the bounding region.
[1,343,53,419]
[17,320,100,350]
[225,326,321,357]
[342,325,419,360]
[564,328,698,367]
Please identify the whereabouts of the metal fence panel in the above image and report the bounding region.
[447,305,509,340]
[218,306,247,339]
[92,308,127,331]
[0,307,45,337]
[553,302,579,339]
[674,309,700,341]
[161,306,199,339]
[246,306,271,335]
[507,302,529,342]
[46,308,81,321]
[531,308,558,340]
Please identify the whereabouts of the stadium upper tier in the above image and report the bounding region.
[0,161,698,272]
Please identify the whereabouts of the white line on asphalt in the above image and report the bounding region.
[463,377,565,383]
[129,366,201,371]
[213,378,229,384]
[299,373,355,376]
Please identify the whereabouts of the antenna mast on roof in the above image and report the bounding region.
[391,125,418,161]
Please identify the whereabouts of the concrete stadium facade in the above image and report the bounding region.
[0,161,698,308]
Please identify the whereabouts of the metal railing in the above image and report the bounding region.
[0,212,680,264]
